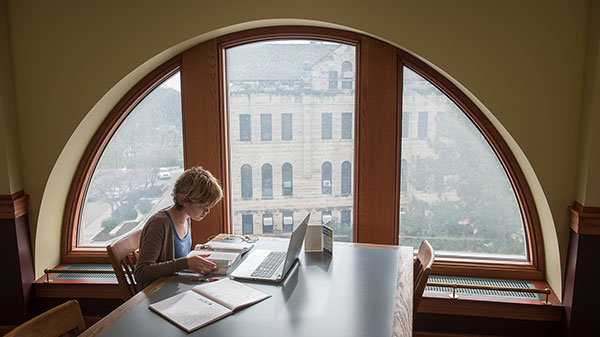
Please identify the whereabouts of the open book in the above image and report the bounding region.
[187,249,241,275]
[195,241,254,254]
[149,278,270,332]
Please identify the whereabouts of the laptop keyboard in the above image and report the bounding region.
[251,251,286,278]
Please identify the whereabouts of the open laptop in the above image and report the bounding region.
[230,213,310,283]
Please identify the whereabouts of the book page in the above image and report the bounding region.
[189,249,240,263]
[193,278,270,311]
[196,241,254,253]
[149,290,231,332]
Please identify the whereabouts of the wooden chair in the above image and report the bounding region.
[413,240,435,320]
[5,300,85,337]
[106,229,142,301]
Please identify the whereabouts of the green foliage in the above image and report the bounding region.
[101,217,120,232]
[137,199,153,214]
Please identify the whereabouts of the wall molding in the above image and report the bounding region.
[568,201,600,235]
[0,191,29,219]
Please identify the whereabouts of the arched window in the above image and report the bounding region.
[322,162,332,195]
[341,161,351,195]
[341,61,353,89]
[241,164,252,198]
[282,163,293,196]
[399,67,526,259]
[65,27,542,279]
[75,70,183,248]
[261,164,273,199]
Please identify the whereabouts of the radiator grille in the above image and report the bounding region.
[51,264,117,280]
[425,275,541,300]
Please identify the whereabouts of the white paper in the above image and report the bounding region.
[149,291,230,332]
[193,278,270,310]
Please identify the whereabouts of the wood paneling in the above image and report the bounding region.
[569,201,600,235]
[0,194,34,325]
[356,36,398,245]
[181,38,225,243]
[0,191,28,219]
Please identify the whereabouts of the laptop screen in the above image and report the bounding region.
[280,213,310,278]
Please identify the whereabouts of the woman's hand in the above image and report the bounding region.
[187,254,218,275]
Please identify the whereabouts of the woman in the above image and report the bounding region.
[134,166,222,288]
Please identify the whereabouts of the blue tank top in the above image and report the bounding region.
[163,210,191,259]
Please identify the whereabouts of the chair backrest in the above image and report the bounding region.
[5,300,85,337]
[106,229,142,301]
[413,240,434,319]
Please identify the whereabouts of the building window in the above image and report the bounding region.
[241,164,252,198]
[261,164,273,199]
[402,111,410,138]
[282,162,293,196]
[341,161,351,195]
[242,214,253,235]
[321,210,332,224]
[322,162,332,195]
[262,213,273,234]
[322,112,332,139]
[341,112,352,140]
[341,209,351,225]
[328,71,338,90]
[240,114,251,141]
[261,114,272,141]
[341,61,353,89]
[281,113,293,140]
[283,211,294,233]
[417,111,428,138]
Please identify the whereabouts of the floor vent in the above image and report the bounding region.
[52,264,117,280]
[425,275,541,300]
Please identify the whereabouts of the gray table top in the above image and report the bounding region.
[88,241,413,337]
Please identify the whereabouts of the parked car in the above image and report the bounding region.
[158,167,171,179]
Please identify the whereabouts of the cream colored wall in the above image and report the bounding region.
[5,0,592,298]
[0,0,23,195]
[577,1,600,206]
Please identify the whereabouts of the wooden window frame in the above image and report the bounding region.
[62,26,544,280]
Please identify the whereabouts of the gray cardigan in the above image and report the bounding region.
[134,211,189,289]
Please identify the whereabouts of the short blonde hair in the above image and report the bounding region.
[172,166,223,210]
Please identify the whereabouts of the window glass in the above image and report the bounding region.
[341,112,352,139]
[240,114,251,141]
[78,72,183,247]
[321,161,332,195]
[322,112,332,139]
[399,67,526,259]
[226,40,355,241]
[328,71,338,90]
[261,164,273,198]
[241,164,253,198]
[261,114,272,141]
[341,61,353,89]
[281,113,293,140]
[242,214,254,234]
[282,162,293,196]
[341,161,351,195]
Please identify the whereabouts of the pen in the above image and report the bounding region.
[191,277,219,282]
